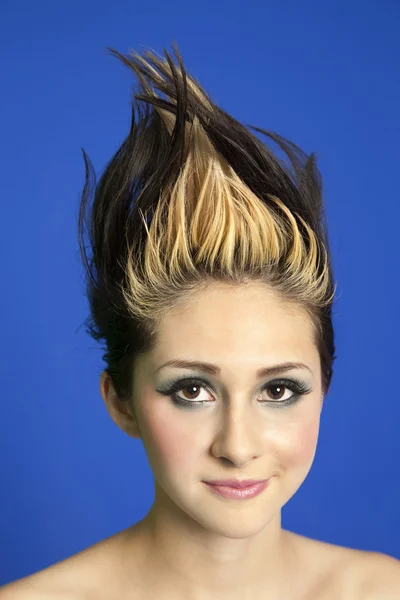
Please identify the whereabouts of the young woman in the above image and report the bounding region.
[2,44,399,599]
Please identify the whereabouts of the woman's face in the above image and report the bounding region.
[107,282,324,538]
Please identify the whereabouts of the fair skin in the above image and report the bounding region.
[101,281,326,599]
[2,281,400,599]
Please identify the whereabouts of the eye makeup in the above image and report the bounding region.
[156,375,312,410]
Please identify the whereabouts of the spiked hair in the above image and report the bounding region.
[78,43,337,403]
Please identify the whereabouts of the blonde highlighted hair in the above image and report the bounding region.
[78,43,337,401]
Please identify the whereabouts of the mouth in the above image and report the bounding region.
[203,479,270,499]
[203,479,268,489]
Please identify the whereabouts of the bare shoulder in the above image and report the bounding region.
[0,570,75,600]
[286,530,400,599]
[0,528,132,600]
[0,559,85,600]
[0,579,74,600]
[355,550,400,598]
[0,556,81,600]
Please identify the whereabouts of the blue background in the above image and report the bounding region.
[1,0,399,587]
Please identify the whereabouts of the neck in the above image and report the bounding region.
[123,492,297,599]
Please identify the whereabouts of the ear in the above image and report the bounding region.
[99,371,142,439]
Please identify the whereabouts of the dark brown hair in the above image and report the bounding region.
[78,43,337,404]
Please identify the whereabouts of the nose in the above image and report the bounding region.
[210,403,263,467]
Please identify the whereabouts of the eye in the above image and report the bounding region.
[157,377,312,409]
[261,383,295,403]
[174,381,214,403]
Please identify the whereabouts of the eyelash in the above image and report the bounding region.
[156,377,312,409]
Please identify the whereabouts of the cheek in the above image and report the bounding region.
[274,410,321,471]
[139,401,197,474]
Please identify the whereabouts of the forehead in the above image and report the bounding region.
[151,283,318,371]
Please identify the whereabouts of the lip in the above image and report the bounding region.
[203,479,270,500]
[204,479,268,489]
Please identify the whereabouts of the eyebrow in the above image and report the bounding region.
[156,359,313,378]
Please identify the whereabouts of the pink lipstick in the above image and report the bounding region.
[203,479,270,499]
